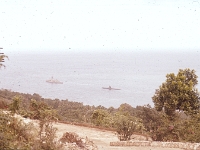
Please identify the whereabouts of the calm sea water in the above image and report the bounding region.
[1,51,200,108]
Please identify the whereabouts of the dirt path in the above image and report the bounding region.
[53,122,183,150]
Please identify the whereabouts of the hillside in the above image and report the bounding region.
[1,89,200,149]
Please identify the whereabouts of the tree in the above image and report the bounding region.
[114,112,144,141]
[0,48,8,68]
[9,96,21,114]
[91,109,109,126]
[152,68,200,118]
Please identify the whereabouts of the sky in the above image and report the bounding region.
[0,0,200,53]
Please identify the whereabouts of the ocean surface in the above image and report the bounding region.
[0,51,200,108]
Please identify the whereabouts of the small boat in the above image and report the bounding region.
[46,77,63,84]
[102,86,121,90]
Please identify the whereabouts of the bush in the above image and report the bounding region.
[0,97,64,150]
[91,109,110,126]
[0,110,36,149]
[0,99,8,109]
[35,121,64,150]
[59,132,84,148]
[59,132,97,150]
[114,114,144,141]
[179,114,200,143]
[9,96,21,114]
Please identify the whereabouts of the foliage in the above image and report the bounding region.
[59,132,84,147]
[29,99,58,121]
[91,105,145,141]
[150,114,182,142]
[1,97,64,150]
[138,105,163,133]
[1,78,200,144]
[117,103,136,116]
[0,110,36,150]
[114,115,136,141]
[9,96,21,114]
[114,111,144,141]
[91,109,110,126]
[35,121,64,150]
[0,89,96,123]
[179,113,200,143]
[152,68,200,118]
[0,98,8,109]
[59,132,97,150]
[56,100,94,122]
[0,52,8,68]
[149,113,200,142]
[24,99,63,149]
[150,68,200,142]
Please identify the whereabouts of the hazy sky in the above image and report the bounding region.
[0,0,199,53]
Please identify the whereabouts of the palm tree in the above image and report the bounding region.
[0,47,8,68]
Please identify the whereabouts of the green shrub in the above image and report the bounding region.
[114,114,144,141]
[91,109,109,126]
[9,96,21,114]
[35,121,64,150]
[0,110,36,149]
[179,114,200,143]
[0,98,64,150]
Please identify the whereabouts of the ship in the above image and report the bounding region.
[102,86,121,90]
[46,77,63,84]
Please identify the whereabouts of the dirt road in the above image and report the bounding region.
[53,122,183,150]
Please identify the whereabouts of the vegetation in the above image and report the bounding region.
[0,110,36,149]
[152,69,200,118]
[114,114,144,141]
[59,132,98,149]
[1,68,200,148]
[0,97,64,150]
[0,49,8,68]
[151,68,200,142]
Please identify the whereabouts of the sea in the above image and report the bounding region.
[0,50,200,108]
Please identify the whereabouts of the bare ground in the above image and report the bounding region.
[53,122,183,150]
